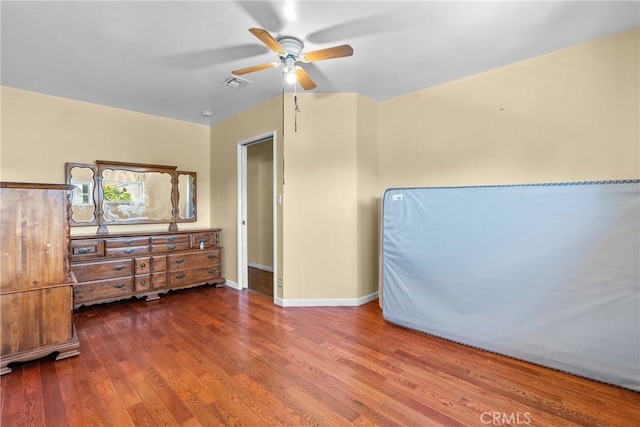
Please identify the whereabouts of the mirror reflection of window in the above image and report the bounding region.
[102,169,173,222]
[72,182,93,205]
[103,181,143,203]
[178,174,195,220]
[69,166,96,223]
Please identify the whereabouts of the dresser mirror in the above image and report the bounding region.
[66,160,197,233]
[101,168,173,222]
[66,163,98,225]
[177,172,197,220]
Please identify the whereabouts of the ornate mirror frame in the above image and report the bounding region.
[66,160,197,234]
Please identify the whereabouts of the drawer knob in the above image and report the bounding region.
[167,244,177,250]
[113,283,126,289]
[175,258,185,264]
[124,249,135,254]
[167,237,176,242]
[77,247,94,254]
[140,280,146,286]
[208,269,217,274]
[207,254,217,259]
[123,240,134,245]
[176,274,185,279]
[140,262,146,269]
[113,265,126,271]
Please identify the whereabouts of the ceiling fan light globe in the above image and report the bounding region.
[285,71,297,84]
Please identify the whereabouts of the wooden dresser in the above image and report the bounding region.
[0,182,80,375]
[70,229,224,308]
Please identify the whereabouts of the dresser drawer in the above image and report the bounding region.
[168,267,222,288]
[152,234,189,244]
[74,277,134,303]
[105,236,151,248]
[105,245,150,258]
[70,239,104,260]
[151,234,189,244]
[190,231,217,249]
[72,259,133,282]
[151,242,191,253]
[167,250,220,270]
[152,255,167,272]
[151,241,190,253]
[135,274,151,292]
[151,272,168,289]
[135,257,151,274]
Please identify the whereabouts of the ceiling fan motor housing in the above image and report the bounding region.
[277,35,304,59]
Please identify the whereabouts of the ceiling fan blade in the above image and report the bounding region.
[238,3,283,33]
[249,28,286,55]
[301,45,354,62]
[306,10,412,44]
[295,67,317,90]
[232,62,279,76]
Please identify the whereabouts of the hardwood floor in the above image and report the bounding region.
[248,267,273,297]
[1,286,638,426]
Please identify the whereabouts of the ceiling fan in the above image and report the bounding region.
[231,28,354,90]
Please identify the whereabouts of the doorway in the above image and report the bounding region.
[237,132,277,300]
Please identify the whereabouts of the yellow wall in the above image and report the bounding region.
[282,93,360,300]
[212,93,378,303]
[357,95,380,298]
[2,28,636,305]
[0,87,212,234]
[247,139,274,269]
[209,95,283,297]
[378,28,639,191]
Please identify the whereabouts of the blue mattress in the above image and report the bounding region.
[381,180,640,391]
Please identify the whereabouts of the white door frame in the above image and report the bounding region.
[236,131,278,300]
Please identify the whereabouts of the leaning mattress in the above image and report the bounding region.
[381,180,640,391]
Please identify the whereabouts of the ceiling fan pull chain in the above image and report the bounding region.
[294,93,300,133]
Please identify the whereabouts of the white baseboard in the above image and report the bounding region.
[223,285,379,308]
[248,263,274,272]
[274,291,379,307]
[223,279,241,290]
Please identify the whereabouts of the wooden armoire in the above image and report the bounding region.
[0,182,80,374]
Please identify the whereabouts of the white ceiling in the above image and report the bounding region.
[2,1,638,126]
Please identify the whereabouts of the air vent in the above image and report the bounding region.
[223,76,252,89]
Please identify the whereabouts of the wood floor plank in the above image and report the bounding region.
[54,358,87,426]
[127,401,164,427]
[1,364,23,415]
[283,383,364,426]
[121,360,183,426]
[39,360,69,427]
[232,372,312,425]
[315,342,489,426]
[285,340,448,426]
[64,341,114,427]
[19,363,46,427]
[140,365,196,425]
[2,284,639,426]
[248,267,273,297]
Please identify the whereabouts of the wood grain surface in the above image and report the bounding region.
[1,286,638,426]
